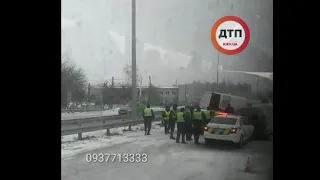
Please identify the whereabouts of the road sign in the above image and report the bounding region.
[186,93,189,97]
[211,16,250,55]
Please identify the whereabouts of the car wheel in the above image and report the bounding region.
[238,136,244,148]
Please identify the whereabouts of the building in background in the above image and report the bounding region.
[89,85,178,105]
[89,78,270,106]
[154,86,178,105]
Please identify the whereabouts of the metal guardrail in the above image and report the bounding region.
[61,111,163,139]
[61,106,165,113]
[61,109,105,113]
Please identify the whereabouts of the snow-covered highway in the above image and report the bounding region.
[62,124,272,180]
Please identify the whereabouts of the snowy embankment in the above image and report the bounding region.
[61,108,120,119]
[61,122,163,159]
[61,107,164,120]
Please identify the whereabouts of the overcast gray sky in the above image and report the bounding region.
[62,0,273,86]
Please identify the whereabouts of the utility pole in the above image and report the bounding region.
[131,0,137,121]
[149,76,152,86]
[148,76,152,104]
[111,77,114,87]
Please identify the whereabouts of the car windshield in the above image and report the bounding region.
[210,117,237,125]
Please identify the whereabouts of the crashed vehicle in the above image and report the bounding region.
[235,103,273,140]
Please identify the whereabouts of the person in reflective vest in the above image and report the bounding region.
[143,104,155,135]
[162,106,171,134]
[186,106,194,141]
[192,105,206,145]
[169,104,178,140]
[176,108,187,144]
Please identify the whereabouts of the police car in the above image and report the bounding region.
[203,113,254,148]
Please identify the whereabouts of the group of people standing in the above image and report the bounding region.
[143,103,234,144]
[162,104,213,145]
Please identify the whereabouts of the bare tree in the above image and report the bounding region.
[123,64,142,85]
[61,54,88,107]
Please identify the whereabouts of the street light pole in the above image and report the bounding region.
[131,0,137,121]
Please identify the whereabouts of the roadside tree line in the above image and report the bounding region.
[61,53,88,108]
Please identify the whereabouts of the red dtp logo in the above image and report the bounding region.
[211,16,250,55]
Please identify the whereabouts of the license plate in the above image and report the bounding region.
[211,128,225,135]
[214,128,225,132]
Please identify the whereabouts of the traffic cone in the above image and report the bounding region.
[244,157,251,173]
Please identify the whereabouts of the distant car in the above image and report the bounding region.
[118,103,145,116]
[203,113,254,148]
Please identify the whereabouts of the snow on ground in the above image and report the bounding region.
[61,108,120,118]
[62,127,272,180]
[61,122,162,159]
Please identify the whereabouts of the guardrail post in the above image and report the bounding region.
[106,129,111,135]
[78,133,82,140]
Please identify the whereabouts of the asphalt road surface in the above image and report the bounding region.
[62,129,272,180]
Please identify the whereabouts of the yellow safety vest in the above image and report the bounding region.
[164,111,170,120]
[193,111,202,120]
[144,108,152,117]
[204,110,211,119]
[176,112,185,123]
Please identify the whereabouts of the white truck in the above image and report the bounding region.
[199,91,247,111]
